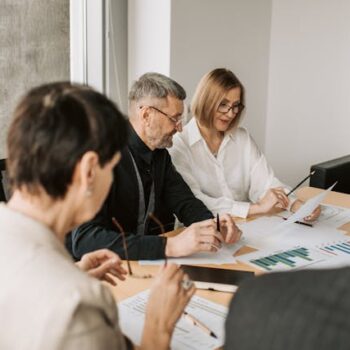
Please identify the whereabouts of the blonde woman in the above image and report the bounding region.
[170,68,320,220]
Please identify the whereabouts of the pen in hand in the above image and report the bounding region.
[183,311,218,339]
[216,213,220,233]
[287,170,315,197]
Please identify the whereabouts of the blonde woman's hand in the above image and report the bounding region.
[141,264,195,349]
[290,199,322,222]
[249,187,290,216]
[76,249,127,286]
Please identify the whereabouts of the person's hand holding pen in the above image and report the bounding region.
[165,214,242,257]
[249,187,290,216]
[165,219,224,257]
[287,170,321,222]
[216,213,242,244]
[141,264,195,349]
[249,171,321,218]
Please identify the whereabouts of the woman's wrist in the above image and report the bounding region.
[248,203,262,216]
[140,322,172,350]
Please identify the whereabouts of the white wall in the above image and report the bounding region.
[170,0,273,149]
[128,0,171,89]
[266,0,350,185]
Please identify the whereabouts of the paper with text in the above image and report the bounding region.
[275,182,337,231]
[118,290,228,349]
[139,242,243,266]
[315,204,350,228]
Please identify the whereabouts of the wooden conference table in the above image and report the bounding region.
[107,187,350,307]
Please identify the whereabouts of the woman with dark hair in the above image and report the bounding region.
[170,68,320,219]
[0,82,195,349]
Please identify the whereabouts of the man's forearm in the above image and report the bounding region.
[72,224,167,260]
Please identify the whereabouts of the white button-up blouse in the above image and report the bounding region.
[169,117,289,218]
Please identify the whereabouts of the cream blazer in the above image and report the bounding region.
[0,204,126,350]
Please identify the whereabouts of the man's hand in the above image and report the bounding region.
[165,216,242,257]
[76,249,127,286]
[165,219,223,257]
[217,213,242,244]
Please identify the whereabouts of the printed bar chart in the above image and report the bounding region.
[238,247,331,272]
[317,240,350,256]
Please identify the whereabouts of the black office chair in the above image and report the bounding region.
[0,159,8,202]
[310,155,350,194]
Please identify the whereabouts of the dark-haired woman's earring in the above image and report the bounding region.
[85,187,93,197]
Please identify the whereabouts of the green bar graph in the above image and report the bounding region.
[246,247,328,272]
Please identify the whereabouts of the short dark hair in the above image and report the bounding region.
[7,82,128,199]
[128,72,186,103]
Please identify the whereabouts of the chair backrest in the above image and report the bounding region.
[0,159,8,202]
[310,155,350,194]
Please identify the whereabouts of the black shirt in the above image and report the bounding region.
[128,130,153,206]
[70,126,214,260]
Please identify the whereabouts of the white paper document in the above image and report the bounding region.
[237,200,350,271]
[315,204,350,229]
[237,245,333,272]
[239,215,349,248]
[237,216,284,249]
[238,235,350,272]
[118,290,228,350]
[278,203,350,231]
[139,242,243,266]
[274,182,337,231]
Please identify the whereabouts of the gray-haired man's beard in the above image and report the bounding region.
[157,137,173,149]
[147,134,173,149]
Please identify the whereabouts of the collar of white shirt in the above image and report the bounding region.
[187,117,235,147]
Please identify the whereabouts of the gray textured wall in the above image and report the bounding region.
[0,0,70,158]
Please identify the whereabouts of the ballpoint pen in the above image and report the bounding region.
[216,213,220,232]
[183,311,218,339]
[282,217,313,227]
[287,171,315,196]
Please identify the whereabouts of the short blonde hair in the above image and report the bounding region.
[191,68,245,130]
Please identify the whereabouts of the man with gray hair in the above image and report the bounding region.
[70,73,240,260]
